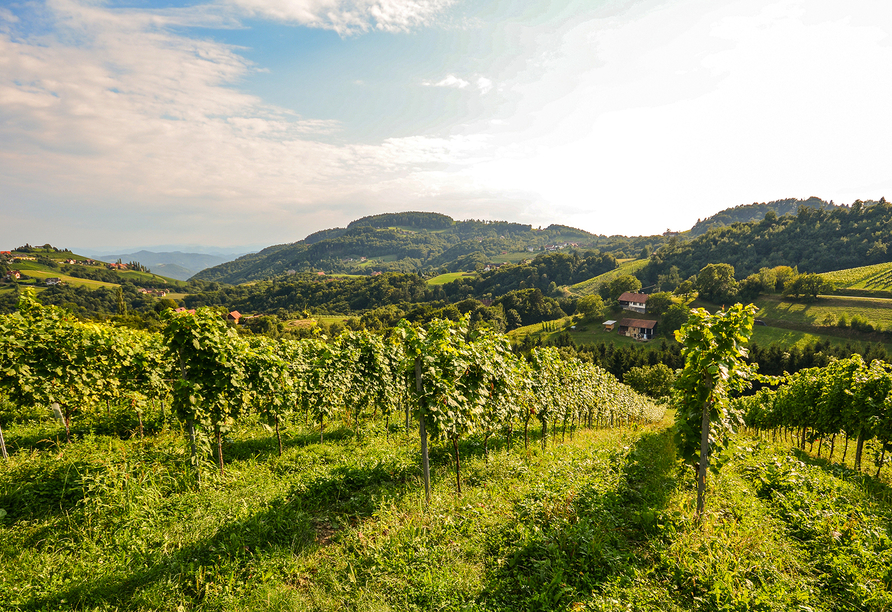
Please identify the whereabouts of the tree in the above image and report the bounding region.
[644,291,673,315]
[601,275,642,301]
[657,265,682,292]
[575,295,605,320]
[783,273,834,301]
[696,263,738,303]
[624,364,675,398]
[673,303,756,517]
[661,303,691,334]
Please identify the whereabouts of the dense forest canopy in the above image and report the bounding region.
[687,196,834,237]
[644,199,891,283]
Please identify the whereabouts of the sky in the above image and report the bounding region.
[2,0,891,251]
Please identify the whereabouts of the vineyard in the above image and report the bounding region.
[569,259,648,296]
[4,292,892,610]
[0,291,663,480]
[820,261,892,290]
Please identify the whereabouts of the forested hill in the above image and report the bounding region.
[687,196,836,237]
[643,198,891,283]
[192,211,613,284]
[192,200,875,285]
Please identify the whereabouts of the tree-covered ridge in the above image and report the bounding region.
[192,213,610,284]
[347,211,455,230]
[644,199,892,283]
[688,196,836,237]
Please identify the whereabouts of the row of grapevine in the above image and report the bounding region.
[0,292,664,494]
[736,354,892,473]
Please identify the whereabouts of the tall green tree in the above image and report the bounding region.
[696,263,739,303]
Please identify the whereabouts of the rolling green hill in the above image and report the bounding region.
[192,212,608,285]
[569,259,649,296]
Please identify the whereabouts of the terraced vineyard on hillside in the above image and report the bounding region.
[820,262,892,290]
[569,259,648,295]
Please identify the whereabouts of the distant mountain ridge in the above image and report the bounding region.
[192,212,606,284]
[192,199,865,285]
[688,196,836,236]
[94,251,236,281]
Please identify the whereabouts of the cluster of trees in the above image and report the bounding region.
[644,199,892,283]
[652,262,836,306]
[687,197,832,237]
[441,251,618,296]
[194,213,607,284]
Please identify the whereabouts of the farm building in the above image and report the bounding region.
[617,318,656,341]
[618,292,649,314]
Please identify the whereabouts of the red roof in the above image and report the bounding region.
[618,318,657,329]
[618,292,649,303]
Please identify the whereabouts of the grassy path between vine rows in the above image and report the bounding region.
[2,409,892,611]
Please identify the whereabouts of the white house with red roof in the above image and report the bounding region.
[618,292,649,314]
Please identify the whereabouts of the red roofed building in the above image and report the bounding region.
[618,292,649,314]
[228,310,241,323]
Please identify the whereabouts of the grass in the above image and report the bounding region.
[509,315,667,347]
[3,403,892,611]
[10,261,181,290]
[426,272,478,285]
[569,259,649,296]
[117,270,184,286]
[14,268,120,289]
[753,294,892,331]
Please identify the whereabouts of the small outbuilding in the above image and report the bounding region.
[602,319,617,331]
[617,318,656,341]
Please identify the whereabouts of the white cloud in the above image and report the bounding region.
[423,74,470,88]
[475,76,492,93]
[224,0,456,35]
[422,74,493,93]
[0,0,499,245]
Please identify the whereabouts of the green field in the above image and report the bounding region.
[426,272,478,285]
[8,260,181,290]
[13,268,120,289]
[569,259,649,296]
[753,294,892,330]
[3,406,891,610]
[509,315,664,347]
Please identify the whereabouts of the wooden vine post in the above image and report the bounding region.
[415,356,431,505]
[673,303,756,518]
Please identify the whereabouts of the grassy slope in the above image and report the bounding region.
[426,272,478,285]
[9,260,182,291]
[820,261,892,289]
[753,294,892,333]
[3,407,891,611]
[569,259,649,296]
